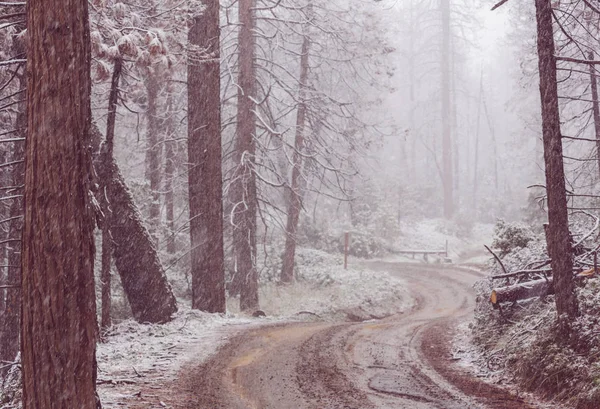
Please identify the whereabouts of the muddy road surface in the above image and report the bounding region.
[178,263,534,409]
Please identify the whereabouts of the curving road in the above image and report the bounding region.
[181,262,535,409]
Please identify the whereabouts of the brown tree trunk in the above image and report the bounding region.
[589,51,600,179]
[22,0,99,405]
[230,0,259,312]
[96,156,178,323]
[163,81,177,254]
[100,57,122,331]
[281,16,311,284]
[441,0,454,219]
[535,0,578,336]
[145,74,162,241]
[187,0,226,313]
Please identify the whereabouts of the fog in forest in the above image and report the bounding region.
[5,0,600,407]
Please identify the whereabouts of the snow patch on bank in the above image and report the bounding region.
[97,247,411,407]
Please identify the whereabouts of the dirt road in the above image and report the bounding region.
[169,262,535,409]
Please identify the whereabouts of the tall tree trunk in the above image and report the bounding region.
[101,58,122,331]
[535,0,578,336]
[281,19,311,283]
[145,74,162,241]
[163,81,177,254]
[441,0,454,219]
[472,71,483,212]
[22,0,99,405]
[231,0,259,311]
[187,0,226,312]
[589,51,600,179]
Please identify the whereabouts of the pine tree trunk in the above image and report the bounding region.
[101,57,122,331]
[441,0,454,219]
[163,82,177,254]
[588,51,600,179]
[534,0,578,336]
[96,157,178,323]
[281,16,311,284]
[187,0,226,313]
[22,0,99,405]
[145,74,162,241]
[231,0,259,311]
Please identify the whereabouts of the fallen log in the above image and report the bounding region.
[490,277,553,306]
[490,269,597,307]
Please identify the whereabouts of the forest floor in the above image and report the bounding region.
[97,260,547,409]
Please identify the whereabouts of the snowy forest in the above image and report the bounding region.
[2,0,600,407]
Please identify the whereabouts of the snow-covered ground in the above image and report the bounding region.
[97,247,412,407]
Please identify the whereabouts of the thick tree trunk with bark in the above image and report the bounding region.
[22,0,99,406]
[187,0,226,313]
[535,0,579,335]
[490,278,553,306]
[230,0,259,311]
[441,0,454,219]
[281,18,311,284]
[145,74,162,239]
[96,156,178,323]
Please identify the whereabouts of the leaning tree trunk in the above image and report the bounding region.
[95,154,178,324]
[281,17,311,284]
[22,0,99,405]
[231,0,259,311]
[535,0,578,336]
[588,51,600,180]
[441,0,454,219]
[187,0,226,313]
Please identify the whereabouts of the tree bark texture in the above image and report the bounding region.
[96,156,178,323]
[588,51,600,179]
[281,15,311,284]
[490,278,553,306]
[22,0,99,405]
[145,74,162,240]
[231,0,259,311]
[188,0,226,313]
[100,57,122,331]
[441,0,454,219]
[535,0,579,332]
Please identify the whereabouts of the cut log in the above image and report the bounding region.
[490,278,553,306]
[96,153,177,324]
[490,270,597,307]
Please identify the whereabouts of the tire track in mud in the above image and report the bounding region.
[152,262,542,409]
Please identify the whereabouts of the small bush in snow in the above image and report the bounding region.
[491,219,534,257]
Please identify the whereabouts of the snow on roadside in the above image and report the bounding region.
[97,247,411,407]
[97,310,261,407]
[229,247,413,320]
